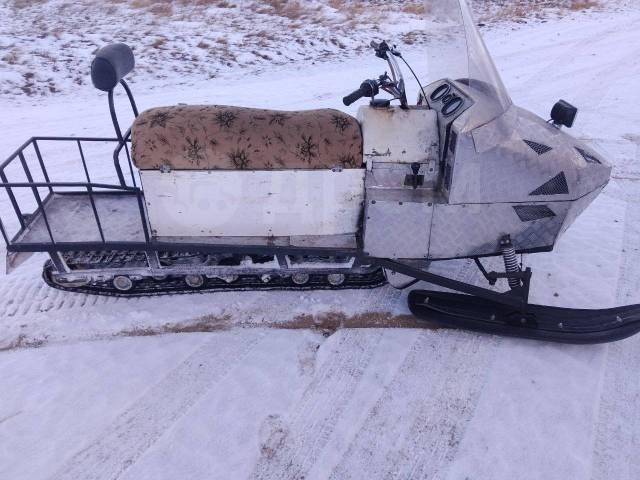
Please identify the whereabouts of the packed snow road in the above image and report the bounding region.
[1,4,640,480]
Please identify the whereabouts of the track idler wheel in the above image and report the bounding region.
[292,273,310,285]
[327,273,346,286]
[113,275,134,292]
[185,274,205,288]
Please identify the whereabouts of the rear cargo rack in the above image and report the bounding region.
[0,136,149,254]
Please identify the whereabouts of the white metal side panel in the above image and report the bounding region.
[140,169,365,237]
[357,106,439,165]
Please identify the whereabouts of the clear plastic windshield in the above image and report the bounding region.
[424,0,511,130]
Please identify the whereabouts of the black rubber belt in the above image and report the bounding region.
[43,263,387,298]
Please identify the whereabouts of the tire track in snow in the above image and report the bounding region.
[0,271,118,318]
[250,329,384,480]
[614,183,640,305]
[591,183,640,480]
[328,330,498,480]
[48,330,264,480]
[0,248,463,323]
[591,337,640,480]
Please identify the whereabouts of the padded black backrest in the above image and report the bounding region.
[91,43,135,92]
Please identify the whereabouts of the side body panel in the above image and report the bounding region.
[420,79,611,260]
[428,201,571,259]
[364,192,434,259]
[140,169,365,237]
[359,106,440,259]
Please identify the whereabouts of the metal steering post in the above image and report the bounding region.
[370,257,531,310]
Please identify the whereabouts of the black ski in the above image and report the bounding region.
[408,289,640,344]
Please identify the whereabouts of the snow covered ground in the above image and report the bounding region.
[0,0,617,98]
[1,2,640,479]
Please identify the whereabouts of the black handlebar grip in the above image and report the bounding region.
[343,87,367,106]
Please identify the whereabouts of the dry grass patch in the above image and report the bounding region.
[569,0,599,10]
[148,2,174,16]
[151,36,168,49]
[249,0,321,20]
[288,311,437,334]
[473,0,601,22]
[119,314,234,337]
[402,2,426,15]
[1,50,21,65]
[0,334,46,352]
[8,0,47,8]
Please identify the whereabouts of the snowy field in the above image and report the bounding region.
[1,1,640,479]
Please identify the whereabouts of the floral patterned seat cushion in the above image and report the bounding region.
[131,105,363,170]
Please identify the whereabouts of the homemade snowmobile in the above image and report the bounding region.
[1,0,638,343]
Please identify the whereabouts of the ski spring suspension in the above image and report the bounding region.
[500,235,521,289]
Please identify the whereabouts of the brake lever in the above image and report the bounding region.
[378,72,392,84]
[371,40,390,59]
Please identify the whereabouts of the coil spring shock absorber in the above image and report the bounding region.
[500,235,521,290]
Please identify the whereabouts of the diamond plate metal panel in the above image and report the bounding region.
[558,187,603,238]
[451,106,610,205]
[428,201,571,259]
[364,200,433,259]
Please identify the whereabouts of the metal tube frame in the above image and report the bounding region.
[108,79,138,187]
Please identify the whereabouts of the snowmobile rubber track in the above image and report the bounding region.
[408,290,640,344]
[43,262,387,297]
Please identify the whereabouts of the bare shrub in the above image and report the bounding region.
[151,36,167,48]
[1,50,21,65]
[253,0,320,20]
[472,0,601,22]
[8,0,47,8]
[148,2,174,16]
[130,0,152,8]
[569,0,599,10]
[402,2,425,15]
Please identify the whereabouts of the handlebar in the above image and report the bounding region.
[342,40,408,107]
[342,79,379,106]
[343,86,367,106]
